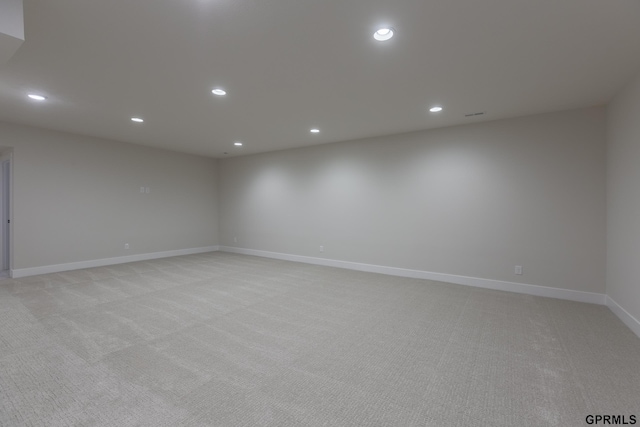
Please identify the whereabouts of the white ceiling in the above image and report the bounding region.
[1,0,639,158]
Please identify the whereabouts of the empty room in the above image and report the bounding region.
[1,0,639,426]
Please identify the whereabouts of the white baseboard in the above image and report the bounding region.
[606,296,640,339]
[219,246,606,305]
[10,246,220,278]
[11,244,634,336]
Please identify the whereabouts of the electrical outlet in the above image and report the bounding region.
[145,187,150,193]
[124,243,130,250]
[515,265,523,275]
[319,245,324,253]
[140,187,145,193]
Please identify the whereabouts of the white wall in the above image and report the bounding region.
[0,121,219,270]
[0,106,611,302]
[607,72,640,325]
[0,0,24,66]
[219,107,607,294]
[0,0,24,40]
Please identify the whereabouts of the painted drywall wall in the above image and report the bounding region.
[0,0,24,66]
[219,107,606,293]
[607,72,640,323]
[0,121,219,270]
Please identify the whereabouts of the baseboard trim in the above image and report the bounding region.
[606,296,640,339]
[10,246,221,278]
[219,246,606,305]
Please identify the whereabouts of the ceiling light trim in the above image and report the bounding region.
[27,94,47,101]
[373,28,394,41]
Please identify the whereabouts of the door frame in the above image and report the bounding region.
[0,152,12,274]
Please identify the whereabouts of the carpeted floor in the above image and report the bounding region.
[0,252,638,426]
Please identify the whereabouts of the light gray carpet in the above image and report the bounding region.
[1,252,639,426]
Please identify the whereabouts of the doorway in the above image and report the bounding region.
[0,152,11,276]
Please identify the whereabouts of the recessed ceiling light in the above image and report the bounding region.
[373,28,394,41]
[131,117,144,123]
[234,142,243,146]
[429,106,443,113]
[211,89,227,96]
[310,128,320,133]
[27,94,46,101]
